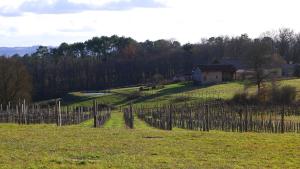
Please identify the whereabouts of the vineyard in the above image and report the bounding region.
[1,91,300,133]
[0,80,300,168]
[133,101,300,133]
[123,105,134,129]
[0,100,111,127]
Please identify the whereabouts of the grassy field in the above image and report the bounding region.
[1,79,300,168]
[63,78,300,107]
[62,81,245,107]
[0,123,300,169]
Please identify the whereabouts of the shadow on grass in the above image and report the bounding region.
[62,93,93,105]
[132,82,200,104]
[62,81,245,107]
[63,92,132,107]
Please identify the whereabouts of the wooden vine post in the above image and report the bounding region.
[239,109,243,132]
[168,105,173,130]
[245,105,248,132]
[129,103,134,129]
[93,100,97,128]
[23,100,27,125]
[58,100,62,126]
[205,104,209,132]
[281,105,285,134]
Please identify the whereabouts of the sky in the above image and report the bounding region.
[0,0,300,47]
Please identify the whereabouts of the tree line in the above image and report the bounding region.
[1,28,300,102]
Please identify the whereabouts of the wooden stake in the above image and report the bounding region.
[58,101,62,126]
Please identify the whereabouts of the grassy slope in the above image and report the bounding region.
[1,79,300,168]
[63,78,300,107]
[0,124,299,169]
[62,81,246,107]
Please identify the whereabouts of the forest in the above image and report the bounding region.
[1,28,300,103]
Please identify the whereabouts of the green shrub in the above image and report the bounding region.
[232,85,297,105]
[277,86,297,104]
[294,65,300,77]
[139,87,150,91]
[232,92,249,104]
[170,96,191,103]
[150,85,165,90]
[126,91,143,100]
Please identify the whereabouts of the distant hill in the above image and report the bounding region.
[0,46,39,56]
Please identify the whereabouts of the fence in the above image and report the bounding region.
[135,101,300,133]
[0,100,111,127]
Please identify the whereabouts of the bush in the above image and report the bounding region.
[232,85,297,105]
[170,96,191,103]
[152,73,164,85]
[139,87,150,91]
[258,85,297,104]
[126,91,143,100]
[294,65,300,77]
[272,86,297,104]
[257,86,273,103]
[149,85,165,90]
[155,85,165,90]
[232,92,249,104]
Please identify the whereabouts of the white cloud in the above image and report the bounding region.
[0,0,165,16]
[0,0,300,46]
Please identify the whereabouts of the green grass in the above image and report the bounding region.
[0,124,299,169]
[102,111,153,129]
[278,78,300,99]
[135,81,246,106]
[2,79,299,168]
[62,81,246,108]
[133,115,153,129]
[103,112,124,129]
[79,119,94,128]
[62,78,300,108]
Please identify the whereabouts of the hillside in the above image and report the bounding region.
[2,1,300,168]
[1,79,300,168]
[63,78,300,107]
[0,46,39,56]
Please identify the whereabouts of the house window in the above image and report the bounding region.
[216,75,218,79]
[203,76,207,81]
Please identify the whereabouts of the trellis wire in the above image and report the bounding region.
[123,104,134,129]
[135,101,300,133]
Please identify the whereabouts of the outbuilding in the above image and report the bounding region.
[192,64,236,85]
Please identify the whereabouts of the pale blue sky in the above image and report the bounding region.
[0,0,164,16]
[0,0,300,46]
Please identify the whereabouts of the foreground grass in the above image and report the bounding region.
[0,124,299,169]
[1,79,298,168]
[103,112,124,129]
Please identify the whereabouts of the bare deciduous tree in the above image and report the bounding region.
[0,57,32,105]
[245,39,285,93]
